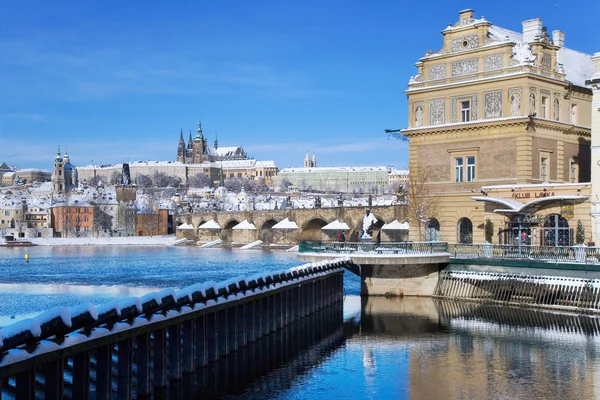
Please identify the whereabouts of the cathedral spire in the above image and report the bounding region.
[179,128,184,142]
[214,131,219,149]
[196,120,203,140]
[187,131,193,150]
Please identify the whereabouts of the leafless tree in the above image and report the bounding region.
[224,177,243,193]
[110,171,123,185]
[188,173,213,188]
[136,174,153,188]
[406,166,439,241]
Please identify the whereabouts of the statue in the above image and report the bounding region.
[553,98,560,120]
[529,93,536,115]
[510,93,520,116]
[361,209,378,239]
[415,106,423,127]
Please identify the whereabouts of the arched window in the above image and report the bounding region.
[426,218,440,242]
[543,214,571,246]
[457,217,473,244]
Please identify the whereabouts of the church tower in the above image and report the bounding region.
[214,131,219,150]
[303,151,311,168]
[177,129,186,163]
[312,152,317,168]
[52,146,66,194]
[192,120,208,164]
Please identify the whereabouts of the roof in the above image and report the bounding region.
[279,166,388,174]
[472,195,588,215]
[177,223,194,230]
[381,220,410,230]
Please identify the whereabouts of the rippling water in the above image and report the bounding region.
[1,247,600,399]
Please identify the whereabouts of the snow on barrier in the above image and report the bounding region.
[0,257,353,360]
[436,270,600,311]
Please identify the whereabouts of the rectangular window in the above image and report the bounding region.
[460,101,471,122]
[455,157,464,183]
[467,156,475,182]
[541,156,548,181]
[541,96,548,118]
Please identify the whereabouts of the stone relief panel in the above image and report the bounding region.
[452,58,478,77]
[484,54,503,71]
[451,35,479,52]
[428,64,446,81]
[540,53,552,71]
[484,91,503,119]
[508,88,523,117]
[451,94,478,123]
[429,99,446,125]
[413,101,424,127]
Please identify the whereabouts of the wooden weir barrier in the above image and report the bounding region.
[0,258,351,399]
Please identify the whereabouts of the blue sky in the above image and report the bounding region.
[0,0,597,171]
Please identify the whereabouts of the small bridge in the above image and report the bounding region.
[298,241,450,297]
[175,205,408,245]
[0,259,349,399]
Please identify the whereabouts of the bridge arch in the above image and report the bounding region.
[259,219,278,243]
[222,219,240,242]
[300,218,328,241]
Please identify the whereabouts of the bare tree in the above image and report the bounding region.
[152,172,181,188]
[88,175,107,187]
[279,178,293,191]
[406,167,439,241]
[110,171,123,185]
[224,177,243,193]
[188,173,213,188]
[136,174,153,188]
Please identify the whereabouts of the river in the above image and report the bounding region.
[1,247,600,399]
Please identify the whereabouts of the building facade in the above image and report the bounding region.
[274,166,390,193]
[50,200,94,237]
[401,9,594,244]
[588,54,600,242]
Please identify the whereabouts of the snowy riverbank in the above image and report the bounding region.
[29,235,177,246]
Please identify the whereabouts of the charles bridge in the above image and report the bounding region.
[175,205,408,244]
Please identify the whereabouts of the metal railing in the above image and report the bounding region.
[449,244,600,265]
[299,241,449,255]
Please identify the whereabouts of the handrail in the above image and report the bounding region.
[298,241,448,255]
[0,258,353,358]
[449,243,600,264]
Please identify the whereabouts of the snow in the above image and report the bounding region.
[232,220,257,230]
[69,303,99,320]
[37,306,72,329]
[30,235,175,246]
[198,219,221,229]
[177,223,194,230]
[321,220,350,231]
[1,318,41,343]
[272,218,299,229]
[562,47,594,87]
[381,220,410,230]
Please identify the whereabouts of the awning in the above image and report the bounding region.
[232,220,257,230]
[198,219,221,229]
[381,220,409,230]
[272,218,299,229]
[472,195,588,215]
[321,220,350,231]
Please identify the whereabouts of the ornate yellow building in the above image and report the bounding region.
[402,9,594,245]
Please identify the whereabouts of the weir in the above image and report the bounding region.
[0,258,349,399]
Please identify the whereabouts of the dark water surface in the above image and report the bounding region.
[1,247,599,399]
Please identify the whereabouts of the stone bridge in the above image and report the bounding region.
[175,205,408,245]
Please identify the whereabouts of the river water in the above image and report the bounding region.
[1,247,600,399]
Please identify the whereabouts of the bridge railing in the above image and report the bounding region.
[299,241,448,255]
[0,258,351,399]
[449,243,600,264]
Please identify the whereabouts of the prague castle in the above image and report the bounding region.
[401,9,595,245]
[77,121,277,186]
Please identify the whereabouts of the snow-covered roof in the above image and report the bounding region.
[321,220,350,231]
[198,219,221,229]
[177,223,194,230]
[232,220,257,230]
[272,218,299,229]
[16,168,50,173]
[213,146,244,157]
[279,166,388,174]
[381,220,410,230]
